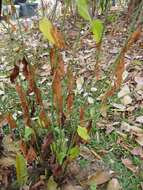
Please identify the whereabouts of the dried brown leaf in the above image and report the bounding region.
[107,178,121,190]
[26,145,37,162]
[19,140,27,157]
[21,57,29,79]
[10,64,19,83]
[121,158,138,173]
[51,27,65,49]
[42,133,53,153]
[84,170,113,186]
[136,135,143,146]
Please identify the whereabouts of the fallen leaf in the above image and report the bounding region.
[107,178,121,190]
[0,157,15,167]
[135,76,143,90]
[131,147,143,158]
[121,95,132,105]
[136,116,143,124]
[85,171,113,186]
[118,85,130,98]
[76,77,84,93]
[3,135,19,154]
[121,158,138,173]
[112,103,126,111]
[136,135,143,146]
[87,97,94,104]
[91,87,97,92]
[63,183,77,190]
[122,70,129,81]
[0,90,4,96]
[100,104,108,117]
[31,180,45,190]
[120,121,143,134]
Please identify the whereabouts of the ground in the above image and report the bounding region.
[0,4,143,190]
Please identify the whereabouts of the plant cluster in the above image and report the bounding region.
[0,0,142,189]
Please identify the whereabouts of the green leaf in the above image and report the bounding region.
[91,19,104,43]
[24,126,34,141]
[57,152,66,165]
[77,126,90,141]
[47,176,58,190]
[90,183,97,190]
[39,17,55,45]
[16,153,28,187]
[69,146,80,159]
[76,0,91,21]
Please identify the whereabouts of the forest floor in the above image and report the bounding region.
[0,7,143,190]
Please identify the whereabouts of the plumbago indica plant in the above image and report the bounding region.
[0,0,143,189]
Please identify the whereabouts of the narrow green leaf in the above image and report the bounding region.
[39,17,55,44]
[77,126,90,141]
[91,19,104,43]
[69,146,80,159]
[16,153,28,187]
[24,126,34,141]
[76,0,91,21]
[57,152,66,165]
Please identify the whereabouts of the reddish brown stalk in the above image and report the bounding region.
[6,113,17,129]
[50,48,65,78]
[39,108,51,128]
[15,83,31,126]
[52,71,63,115]
[51,27,66,49]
